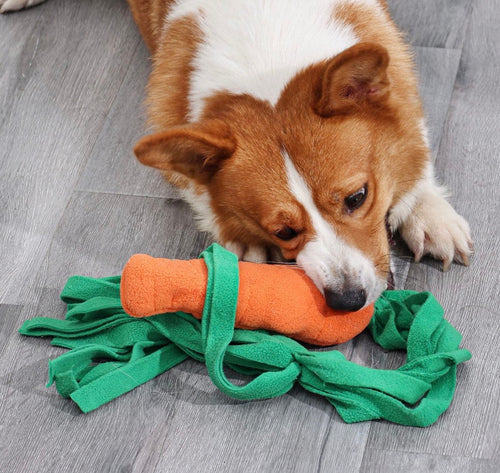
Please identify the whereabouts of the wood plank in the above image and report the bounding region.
[0,192,207,472]
[414,47,462,160]
[387,0,472,49]
[0,305,24,361]
[135,384,346,473]
[367,0,500,461]
[0,0,141,305]
[361,449,499,473]
[25,192,210,322]
[75,40,179,199]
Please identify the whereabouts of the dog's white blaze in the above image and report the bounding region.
[283,150,384,305]
[167,0,384,121]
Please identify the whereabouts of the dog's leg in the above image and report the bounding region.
[0,0,46,13]
[388,163,473,271]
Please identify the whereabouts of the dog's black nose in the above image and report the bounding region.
[325,288,367,311]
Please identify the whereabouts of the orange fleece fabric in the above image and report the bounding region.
[120,254,374,346]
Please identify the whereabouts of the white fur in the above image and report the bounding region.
[0,0,45,12]
[387,161,437,232]
[388,161,473,270]
[283,150,386,306]
[168,0,383,121]
[419,117,431,149]
[399,192,472,270]
[177,184,222,238]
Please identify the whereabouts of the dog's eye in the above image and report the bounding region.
[274,226,298,241]
[344,185,368,213]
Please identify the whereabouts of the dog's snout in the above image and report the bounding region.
[325,288,367,311]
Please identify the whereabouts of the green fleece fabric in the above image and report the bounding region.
[19,244,471,426]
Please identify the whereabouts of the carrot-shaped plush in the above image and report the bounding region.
[120,251,374,346]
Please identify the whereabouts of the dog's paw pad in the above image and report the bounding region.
[400,197,473,271]
[1,0,46,13]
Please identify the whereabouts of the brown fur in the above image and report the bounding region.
[126,0,174,53]
[144,13,202,190]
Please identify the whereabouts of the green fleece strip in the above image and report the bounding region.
[19,244,471,426]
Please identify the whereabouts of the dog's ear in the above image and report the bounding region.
[314,43,390,117]
[134,119,236,184]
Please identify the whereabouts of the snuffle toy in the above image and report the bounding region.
[20,244,471,426]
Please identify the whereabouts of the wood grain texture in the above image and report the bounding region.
[0,193,209,473]
[31,195,208,327]
[75,40,179,199]
[361,449,500,473]
[387,0,472,49]
[0,305,24,361]
[0,0,141,305]
[413,47,462,160]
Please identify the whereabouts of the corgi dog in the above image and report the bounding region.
[3,0,473,311]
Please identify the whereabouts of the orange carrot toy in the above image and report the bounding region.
[120,249,374,346]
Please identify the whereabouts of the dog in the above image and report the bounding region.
[2,0,473,312]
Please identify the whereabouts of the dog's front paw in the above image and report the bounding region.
[0,0,46,13]
[223,241,268,263]
[399,195,473,271]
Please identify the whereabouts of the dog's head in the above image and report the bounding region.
[135,44,425,310]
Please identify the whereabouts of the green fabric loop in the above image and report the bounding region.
[18,244,471,426]
[200,244,302,399]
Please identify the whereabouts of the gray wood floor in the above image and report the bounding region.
[1,1,499,472]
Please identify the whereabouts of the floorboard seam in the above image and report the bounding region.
[363,446,494,463]
[72,189,184,202]
[72,36,145,192]
[434,2,474,169]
